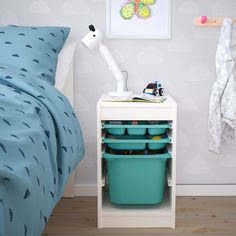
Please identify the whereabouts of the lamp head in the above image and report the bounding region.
[81,24,103,50]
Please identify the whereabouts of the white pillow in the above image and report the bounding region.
[55,42,77,91]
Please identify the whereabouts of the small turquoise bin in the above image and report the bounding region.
[107,128,125,135]
[127,121,147,135]
[103,149,171,205]
[106,122,126,135]
[148,121,171,135]
[148,128,166,135]
[148,143,166,150]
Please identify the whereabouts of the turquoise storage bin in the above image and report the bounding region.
[148,128,166,135]
[148,143,166,150]
[105,122,126,135]
[105,135,147,150]
[103,148,170,205]
[107,142,146,150]
[103,134,171,150]
[107,128,125,135]
[148,121,171,135]
[103,121,171,137]
[127,121,147,135]
[127,128,146,135]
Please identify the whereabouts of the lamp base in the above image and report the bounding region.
[108,91,133,97]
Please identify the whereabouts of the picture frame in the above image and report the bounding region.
[106,0,171,39]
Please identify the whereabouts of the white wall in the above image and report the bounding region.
[1,0,236,186]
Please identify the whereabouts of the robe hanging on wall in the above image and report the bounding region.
[208,18,236,153]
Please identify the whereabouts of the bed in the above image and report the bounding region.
[0,25,84,236]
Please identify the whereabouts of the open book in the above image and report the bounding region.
[101,94,166,103]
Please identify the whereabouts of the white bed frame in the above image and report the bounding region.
[56,66,76,198]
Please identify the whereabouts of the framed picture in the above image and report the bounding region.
[106,0,171,39]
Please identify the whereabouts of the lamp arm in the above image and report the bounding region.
[99,44,125,93]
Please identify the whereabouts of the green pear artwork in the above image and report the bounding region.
[120,0,157,20]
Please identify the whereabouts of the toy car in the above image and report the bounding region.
[143,81,164,96]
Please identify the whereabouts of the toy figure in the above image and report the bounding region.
[143,81,164,96]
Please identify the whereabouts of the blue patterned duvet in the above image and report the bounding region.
[0,65,84,236]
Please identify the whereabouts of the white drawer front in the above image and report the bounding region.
[100,107,174,120]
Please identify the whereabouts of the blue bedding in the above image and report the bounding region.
[0,65,84,236]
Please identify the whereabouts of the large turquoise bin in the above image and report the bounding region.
[103,149,170,205]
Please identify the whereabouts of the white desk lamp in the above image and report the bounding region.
[81,25,132,97]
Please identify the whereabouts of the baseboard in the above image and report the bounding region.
[176,185,236,196]
[75,184,236,197]
[75,184,97,196]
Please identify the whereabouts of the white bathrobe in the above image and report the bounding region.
[208,18,236,153]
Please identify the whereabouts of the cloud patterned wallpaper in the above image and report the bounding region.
[1,0,236,186]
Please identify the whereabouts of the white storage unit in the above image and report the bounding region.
[97,95,177,228]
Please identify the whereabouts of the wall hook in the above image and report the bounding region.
[201,16,208,24]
